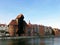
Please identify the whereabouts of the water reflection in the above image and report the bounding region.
[7,39,28,45]
[40,38,45,45]
[54,38,60,45]
[0,37,57,45]
[28,38,54,45]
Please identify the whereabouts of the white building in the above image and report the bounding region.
[44,26,52,35]
[0,24,8,36]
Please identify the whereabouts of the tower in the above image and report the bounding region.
[16,14,25,36]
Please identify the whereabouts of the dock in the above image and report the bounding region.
[0,36,38,40]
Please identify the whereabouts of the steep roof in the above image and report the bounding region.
[9,20,18,25]
[16,14,24,19]
[0,24,6,27]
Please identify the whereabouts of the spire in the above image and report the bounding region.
[29,20,31,24]
[28,20,32,27]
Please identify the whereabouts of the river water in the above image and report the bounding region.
[0,37,60,45]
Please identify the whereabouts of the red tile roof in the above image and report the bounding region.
[9,20,18,25]
[0,24,6,27]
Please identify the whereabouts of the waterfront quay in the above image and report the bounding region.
[0,37,60,45]
[0,14,60,38]
[0,36,38,40]
[0,14,60,45]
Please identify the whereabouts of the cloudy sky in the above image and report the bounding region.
[0,0,60,28]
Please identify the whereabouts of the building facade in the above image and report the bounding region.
[53,28,60,36]
[8,14,27,36]
[8,20,18,36]
[44,26,53,36]
[39,25,45,36]
[8,14,60,37]
[0,24,8,36]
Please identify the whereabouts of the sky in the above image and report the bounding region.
[0,0,60,28]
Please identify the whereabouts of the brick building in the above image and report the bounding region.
[8,20,18,36]
[8,14,27,36]
[53,28,60,36]
[39,25,45,36]
[8,14,60,37]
